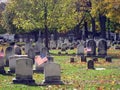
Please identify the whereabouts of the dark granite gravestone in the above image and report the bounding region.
[87,60,95,69]
[8,55,28,73]
[70,57,74,63]
[14,46,22,55]
[13,58,35,84]
[28,47,36,64]
[105,56,112,62]
[0,51,6,74]
[77,41,84,55]
[86,39,96,57]
[97,39,107,57]
[81,55,87,62]
[42,62,63,85]
[5,46,14,66]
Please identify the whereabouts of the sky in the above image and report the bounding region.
[0,0,7,3]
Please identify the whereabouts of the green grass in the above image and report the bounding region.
[0,47,120,90]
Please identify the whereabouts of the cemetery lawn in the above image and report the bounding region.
[0,48,120,90]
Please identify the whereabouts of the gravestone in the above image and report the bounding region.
[5,46,14,66]
[97,39,107,57]
[43,62,63,85]
[28,47,36,64]
[24,41,32,54]
[8,55,28,73]
[77,41,84,55]
[13,58,35,84]
[86,39,96,57]
[34,47,48,73]
[60,43,68,54]
[49,40,56,49]
[105,56,112,62]
[81,55,86,62]
[70,57,74,63]
[34,38,44,54]
[57,38,63,49]
[87,60,95,69]
[14,46,22,55]
[0,52,6,74]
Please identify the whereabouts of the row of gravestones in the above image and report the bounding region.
[0,51,63,85]
[77,39,108,57]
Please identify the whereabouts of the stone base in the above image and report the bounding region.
[13,78,35,84]
[33,69,44,73]
[42,80,64,85]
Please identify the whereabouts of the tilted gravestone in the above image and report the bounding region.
[43,62,63,85]
[13,58,35,84]
[8,55,28,73]
[97,39,107,57]
[86,39,96,57]
[77,41,84,56]
[0,52,6,74]
[5,46,14,66]
[14,46,22,55]
[28,47,36,64]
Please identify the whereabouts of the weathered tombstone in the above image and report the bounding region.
[87,60,95,69]
[105,56,112,62]
[49,40,56,49]
[86,39,96,57]
[13,58,35,84]
[77,41,84,55]
[0,51,6,74]
[28,47,36,64]
[57,38,63,49]
[14,46,22,55]
[5,46,14,66]
[97,39,107,57]
[8,55,28,73]
[34,38,44,54]
[61,43,68,54]
[43,62,63,85]
[24,41,32,54]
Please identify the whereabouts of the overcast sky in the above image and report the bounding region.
[0,0,7,2]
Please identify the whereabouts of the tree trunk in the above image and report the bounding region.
[84,21,88,39]
[91,18,96,38]
[99,14,106,39]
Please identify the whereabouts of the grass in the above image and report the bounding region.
[0,45,120,90]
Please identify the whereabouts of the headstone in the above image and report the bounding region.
[81,55,86,62]
[43,62,63,85]
[14,46,22,55]
[0,51,6,74]
[13,58,35,84]
[105,56,112,62]
[8,55,28,73]
[77,41,84,55]
[28,47,36,64]
[49,40,56,49]
[87,60,95,69]
[5,46,14,66]
[34,38,44,54]
[34,47,48,73]
[57,38,63,49]
[86,39,96,57]
[98,39,107,57]
[24,41,32,54]
[70,57,74,63]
